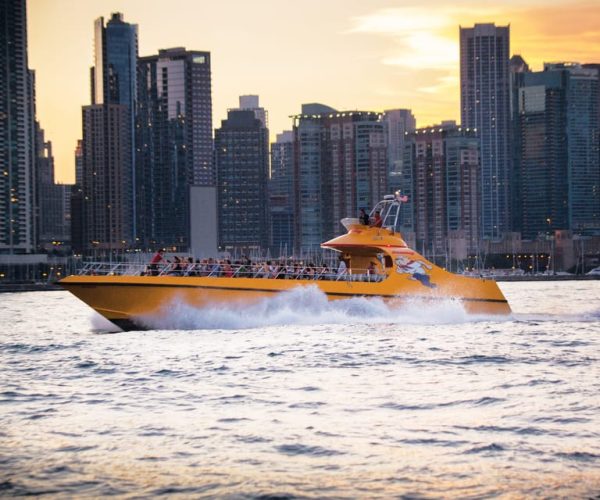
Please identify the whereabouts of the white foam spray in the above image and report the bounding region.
[138,285,499,331]
[90,311,123,332]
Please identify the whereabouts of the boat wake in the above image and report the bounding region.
[137,285,502,331]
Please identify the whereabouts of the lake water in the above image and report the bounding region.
[1,281,599,498]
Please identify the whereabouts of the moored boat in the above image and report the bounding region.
[60,195,511,330]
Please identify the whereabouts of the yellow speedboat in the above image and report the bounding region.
[60,196,510,330]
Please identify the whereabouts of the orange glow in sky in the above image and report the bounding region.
[28,0,600,183]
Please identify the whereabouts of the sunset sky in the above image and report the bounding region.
[28,0,600,183]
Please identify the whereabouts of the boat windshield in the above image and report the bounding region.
[370,195,403,232]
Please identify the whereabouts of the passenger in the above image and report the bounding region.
[175,256,185,275]
[274,261,284,279]
[168,256,181,275]
[285,261,294,279]
[148,248,165,276]
[359,208,369,225]
[249,262,259,278]
[223,259,234,278]
[199,259,209,276]
[235,260,245,277]
[367,261,377,281]
[206,257,219,277]
[261,261,271,278]
[214,259,223,277]
[306,264,315,280]
[185,257,195,276]
[371,210,383,228]
[299,262,308,279]
[337,255,348,278]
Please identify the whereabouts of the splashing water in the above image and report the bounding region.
[139,285,501,331]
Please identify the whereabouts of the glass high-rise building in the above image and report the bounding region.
[292,104,388,254]
[383,109,416,194]
[136,48,213,251]
[215,105,270,254]
[401,122,480,256]
[80,13,137,252]
[514,63,599,238]
[81,104,133,251]
[71,141,84,253]
[269,131,295,256]
[92,13,138,109]
[35,125,71,250]
[0,0,36,253]
[460,23,511,240]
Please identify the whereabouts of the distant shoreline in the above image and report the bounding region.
[0,284,62,293]
[493,275,599,282]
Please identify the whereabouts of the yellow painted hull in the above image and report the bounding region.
[60,267,510,330]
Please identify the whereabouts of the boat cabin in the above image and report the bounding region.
[323,193,409,279]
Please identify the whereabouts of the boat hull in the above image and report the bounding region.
[60,273,511,330]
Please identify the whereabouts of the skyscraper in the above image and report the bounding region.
[460,23,511,240]
[514,63,599,238]
[402,122,480,257]
[92,13,138,109]
[81,104,133,251]
[292,105,388,253]
[0,0,36,253]
[237,95,268,128]
[382,109,416,193]
[509,54,530,234]
[215,103,270,253]
[36,124,70,249]
[80,13,137,252]
[136,47,213,251]
[70,140,84,254]
[269,131,295,256]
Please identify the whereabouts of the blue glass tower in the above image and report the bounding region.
[460,24,511,241]
[515,63,599,237]
[80,13,138,252]
[92,13,138,109]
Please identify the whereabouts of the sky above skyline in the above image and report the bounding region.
[28,0,600,183]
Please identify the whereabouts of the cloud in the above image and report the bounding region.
[349,8,449,35]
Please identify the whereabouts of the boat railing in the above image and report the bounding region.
[76,262,387,283]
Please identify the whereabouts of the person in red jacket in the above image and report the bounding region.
[148,249,165,276]
[371,211,383,228]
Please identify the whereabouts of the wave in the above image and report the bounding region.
[512,308,600,324]
[137,285,500,331]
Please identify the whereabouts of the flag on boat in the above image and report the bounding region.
[395,192,409,203]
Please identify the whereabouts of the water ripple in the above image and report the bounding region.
[275,443,345,457]
[1,284,599,497]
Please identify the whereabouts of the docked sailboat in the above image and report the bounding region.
[60,195,511,330]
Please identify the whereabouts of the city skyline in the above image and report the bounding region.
[29,0,600,183]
